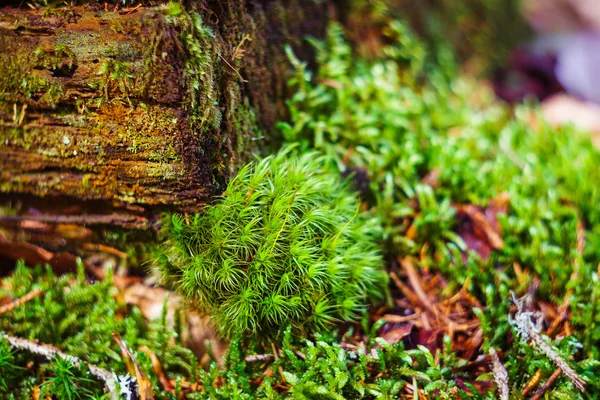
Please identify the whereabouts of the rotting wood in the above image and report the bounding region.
[0,0,330,262]
[0,1,329,213]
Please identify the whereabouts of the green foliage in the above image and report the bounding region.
[0,262,139,368]
[277,20,600,398]
[0,261,196,399]
[96,59,133,105]
[0,339,21,392]
[155,146,388,339]
[280,22,467,256]
[281,20,600,271]
[39,357,97,400]
[193,327,493,399]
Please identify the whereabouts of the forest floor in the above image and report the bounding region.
[1,8,600,400]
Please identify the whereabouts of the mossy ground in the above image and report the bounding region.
[1,3,600,400]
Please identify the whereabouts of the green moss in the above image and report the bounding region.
[165,10,220,136]
[94,59,134,105]
[155,146,388,340]
[277,20,600,397]
[0,261,197,399]
[0,38,67,109]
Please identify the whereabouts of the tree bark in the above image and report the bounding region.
[0,1,329,267]
[0,1,328,212]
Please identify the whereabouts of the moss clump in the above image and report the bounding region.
[155,146,388,339]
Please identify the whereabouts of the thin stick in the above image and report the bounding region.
[0,214,149,229]
[511,295,586,393]
[530,334,585,392]
[244,354,275,363]
[271,343,286,383]
[217,53,248,82]
[0,288,42,315]
[125,3,141,14]
[530,368,562,400]
[82,243,127,259]
[521,369,542,396]
[489,347,509,400]
[380,313,420,323]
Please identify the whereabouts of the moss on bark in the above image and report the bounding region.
[0,1,329,212]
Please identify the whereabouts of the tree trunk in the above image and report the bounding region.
[0,1,329,268]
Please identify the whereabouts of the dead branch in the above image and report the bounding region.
[244,354,275,363]
[0,288,42,315]
[0,214,150,230]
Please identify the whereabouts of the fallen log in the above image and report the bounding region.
[0,0,329,264]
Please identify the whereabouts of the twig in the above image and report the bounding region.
[244,354,275,363]
[530,368,562,400]
[0,288,42,315]
[510,294,586,393]
[522,369,542,396]
[113,333,155,400]
[18,103,27,126]
[271,343,285,383]
[530,334,585,392]
[217,53,248,82]
[489,347,509,400]
[82,243,127,259]
[0,332,121,400]
[124,3,141,15]
[380,313,420,323]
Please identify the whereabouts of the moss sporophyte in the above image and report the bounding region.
[154,146,389,339]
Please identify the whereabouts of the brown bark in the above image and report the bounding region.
[0,1,329,266]
[0,6,201,208]
[0,2,328,212]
